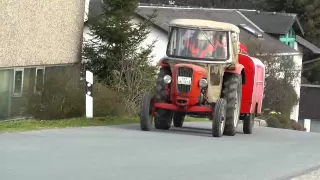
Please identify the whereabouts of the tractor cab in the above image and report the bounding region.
[165,19,240,65]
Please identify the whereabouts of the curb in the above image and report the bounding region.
[254,119,267,127]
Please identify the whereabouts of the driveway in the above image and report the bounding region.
[1,122,320,180]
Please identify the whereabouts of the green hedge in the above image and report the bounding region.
[264,114,306,131]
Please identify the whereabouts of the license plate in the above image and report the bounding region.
[177,76,192,85]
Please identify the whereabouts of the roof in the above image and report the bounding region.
[136,6,300,56]
[240,10,304,35]
[86,1,300,56]
[296,35,320,54]
[168,19,240,33]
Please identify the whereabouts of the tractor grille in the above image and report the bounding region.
[177,67,193,93]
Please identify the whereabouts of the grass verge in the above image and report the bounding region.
[0,116,139,133]
[0,116,208,133]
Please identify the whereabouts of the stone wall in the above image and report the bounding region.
[0,0,85,67]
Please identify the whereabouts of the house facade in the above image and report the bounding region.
[0,0,86,119]
[240,11,320,121]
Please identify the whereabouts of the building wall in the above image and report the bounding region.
[137,20,168,66]
[0,69,13,119]
[298,119,320,133]
[83,16,168,66]
[290,42,303,121]
[0,65,80,120]
[0,0,85,68]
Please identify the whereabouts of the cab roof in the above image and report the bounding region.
[169,19,240,33]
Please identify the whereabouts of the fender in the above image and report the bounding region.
[225,64,244,74]
[225,64,245,84]
[157,58,170,67]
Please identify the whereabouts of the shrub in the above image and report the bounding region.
[263,77,299,117]
[273,114,291,129]
[26,69,85,120]
[264,114,306,131]
[265,115,281,128]
[92,83,125,117]
[26,66,126,120]
[290,120,306,131]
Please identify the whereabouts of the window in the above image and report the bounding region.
[280,28,296,48]
[13,68,24,96]
[167,27,229,60]
[35,67,45,93]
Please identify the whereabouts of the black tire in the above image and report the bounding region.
[221,73,242,136]
[173,112,185,127]
[212,98,227,137]
[154,111,172,130]
[154,67,173,130]
[140,92,154,131]
[243,114,254,134]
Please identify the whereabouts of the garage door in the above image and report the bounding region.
[311,120,320,133]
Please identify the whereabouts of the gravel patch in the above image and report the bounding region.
[291,168,320,180]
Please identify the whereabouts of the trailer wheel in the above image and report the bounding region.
[173,112,185,127]
[212,98,227,137]
[139,92,154,131]
[221,73,242,136]
[154,67,173,130]
[243,113,254,134]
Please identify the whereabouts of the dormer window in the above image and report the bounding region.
[280,28,296,48]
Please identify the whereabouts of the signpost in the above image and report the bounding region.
[304,119,311,132]
[86,70,93,118]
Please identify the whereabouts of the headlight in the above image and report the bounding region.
[163,75,172,84]
[199,78,208,88]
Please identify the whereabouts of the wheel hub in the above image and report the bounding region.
[233,91,240,127]
[220,110,225,132]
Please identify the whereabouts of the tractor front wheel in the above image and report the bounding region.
[154,67,173,130]
[212,98,227,137]
[221,73,242,136]
[139,92,154,131]
[173,112,186,127]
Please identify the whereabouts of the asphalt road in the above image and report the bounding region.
[1,122,320,180]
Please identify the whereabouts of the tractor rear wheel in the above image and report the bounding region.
[154,67,173,130]
[173,112,186,127]
[243,113,254,134]
[221,73,242,136]
[212,98,227,137]
[139,92,154,131]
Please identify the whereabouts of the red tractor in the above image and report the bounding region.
[139,19,265,137]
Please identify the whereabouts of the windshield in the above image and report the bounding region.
[167,27,229,60]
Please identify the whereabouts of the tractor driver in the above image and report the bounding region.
[184,31,215,58]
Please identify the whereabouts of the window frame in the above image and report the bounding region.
[280,28,296,48]
[166,26,230,61]
[34,67,45,94]
[13,68,24,97]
